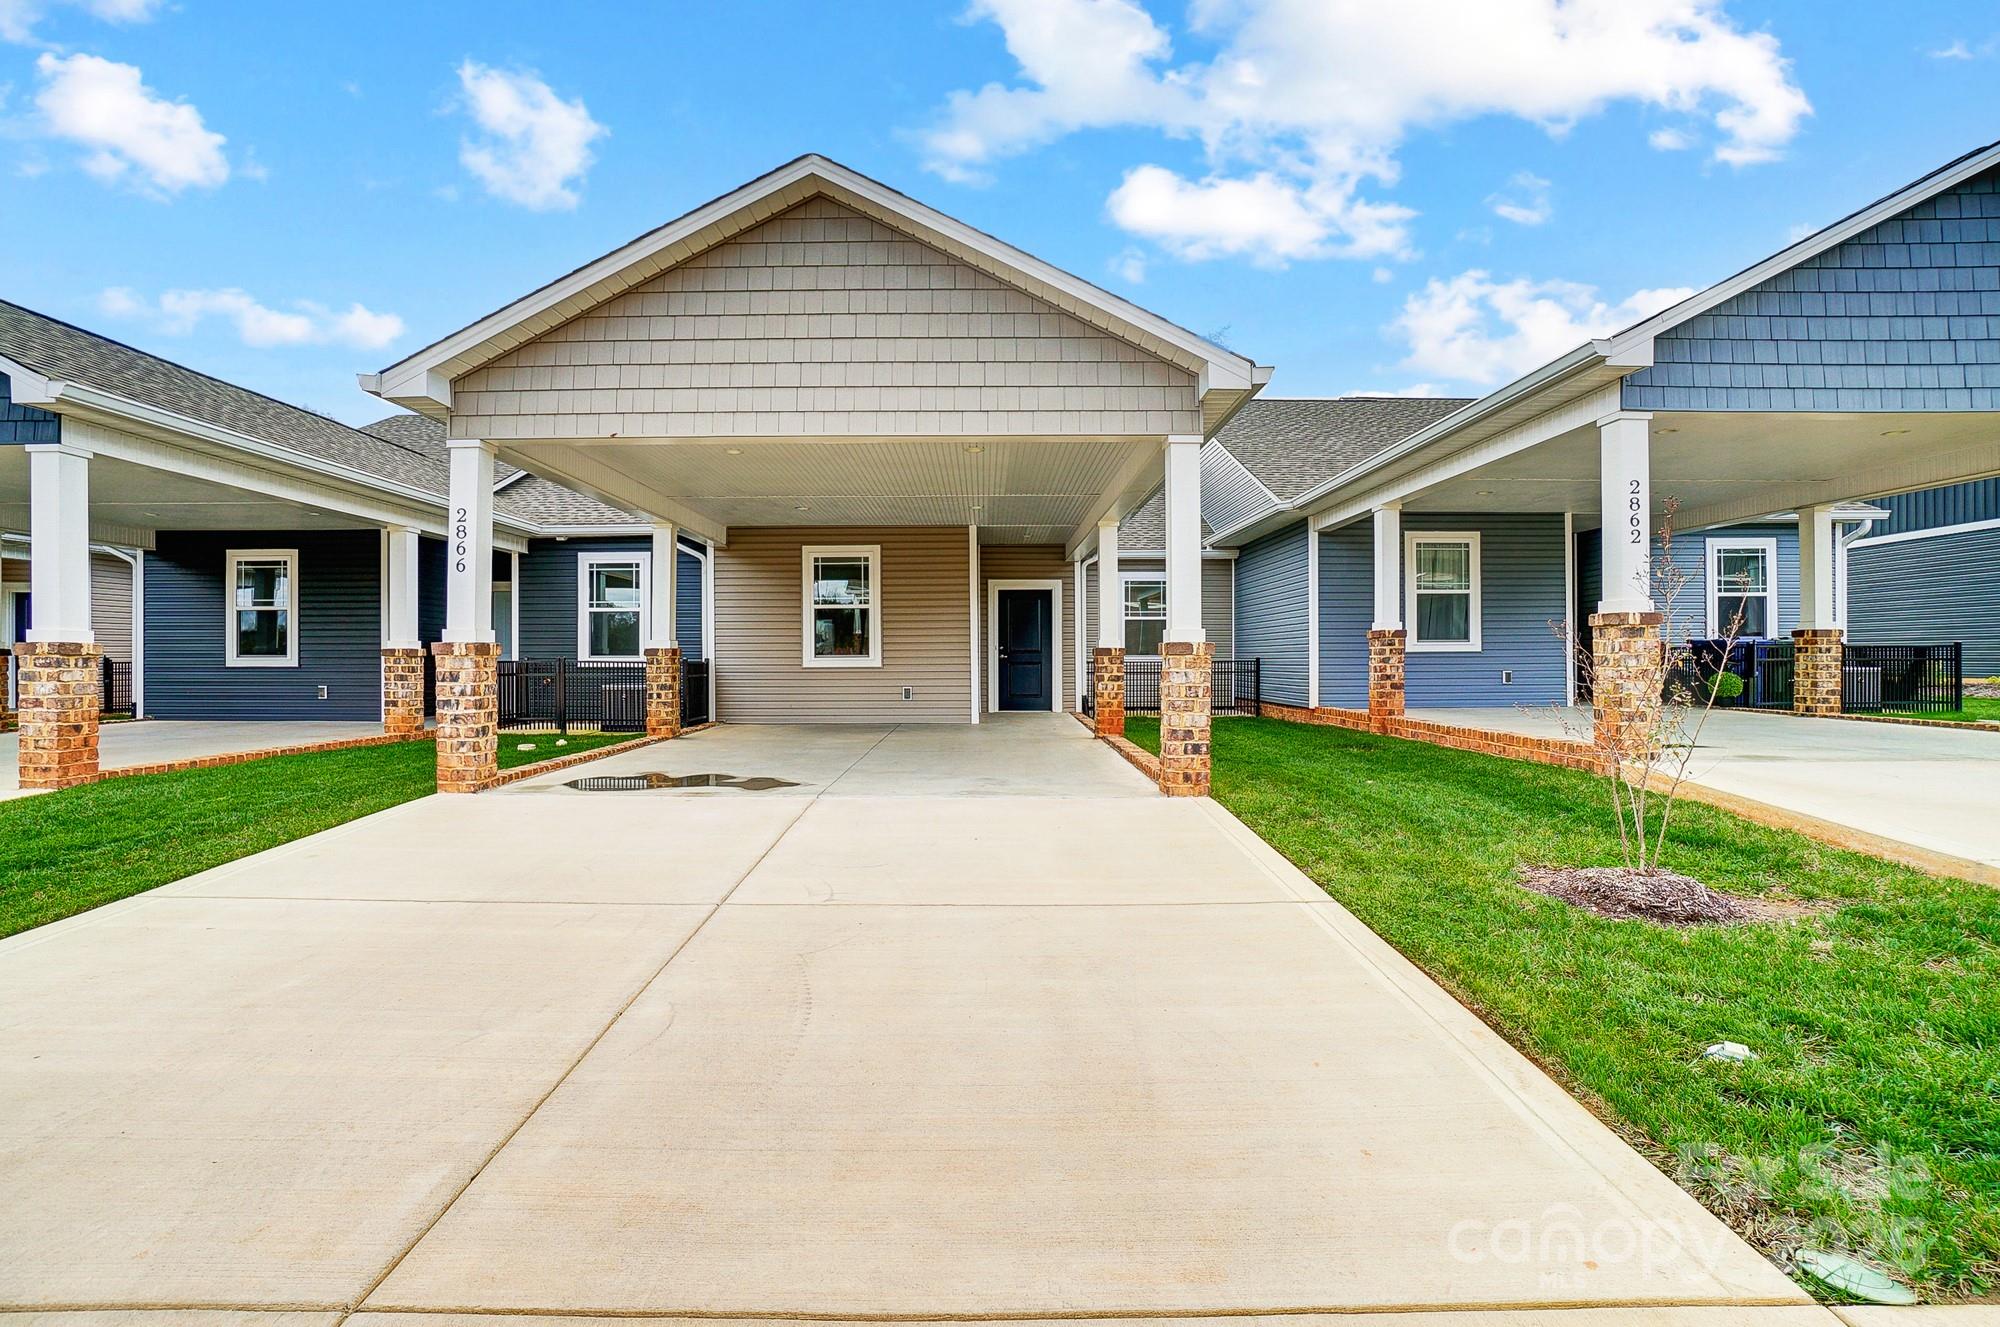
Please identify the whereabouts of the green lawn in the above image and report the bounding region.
[1873,696,2000,724]
[2,730,651,939]
[1129,715,1998,1301]
[0,740,438,939]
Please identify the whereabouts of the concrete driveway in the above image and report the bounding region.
[0,714,1814,1320]
[1420,706,2000,872]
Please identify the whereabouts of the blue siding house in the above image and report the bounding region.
[1847,477,2000,675]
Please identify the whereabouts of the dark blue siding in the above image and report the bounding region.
[0,372,59,444]
[414,542,516,646]
[1317,514,1569,707]
[1581,522,1801,641]
[1231,520,1308,705]
[516,536,704,660]
[1871,478,2000,537]
[1624,166,2000,411]
[143,530,383,721]
[1849,526,2000,675]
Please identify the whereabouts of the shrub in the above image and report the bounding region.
[1705,669,1745,703]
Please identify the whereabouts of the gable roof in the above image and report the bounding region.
[1210,397,1475,503]
[364,154,1267,429]
[0,298,450,496]
[359,413,643,529]
[1116,483,1212,550]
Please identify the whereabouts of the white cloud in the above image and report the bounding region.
[1648,127,1694,151]
[454,60,605,210]
[1927,37,1994,60]
[100,286,407,350]
[1109,246,1148,283]
[33,53,227,194]
[0,0,160,45]
[1487,170,1551,226]
[1391,270,1694,386]
[921,0,1809,265]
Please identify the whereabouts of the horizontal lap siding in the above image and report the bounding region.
[1654,523,1799,641]
[1233,522,1308,706]
[1872,478,2000,536]
[516,537,705,660]
[90,552,132,662]
[979,544,1076,713]
[143,530,382,721]
[1849,527,2000,675]
[1320,515,1568,707]
[1624,166,2000,412]
[716,526,969,723]
[1082,557,1235,660]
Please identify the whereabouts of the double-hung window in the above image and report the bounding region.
[1708,539,1776,638]
[803,545,881,667]
[225,549,298,667]
[577,553,649,662]
[1405,532,1481,651]
[1122,577,1167,656]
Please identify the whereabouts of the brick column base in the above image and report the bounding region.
[1158,639,1212,797]
[1092,646,1125,737]
[1792,628,1844,716]
[381,647,427,738]
[1589,612,1664,763]
[1367,628,1406,729]
[645,646,683,739]
[14,641,101,790]
[431,641,500,794]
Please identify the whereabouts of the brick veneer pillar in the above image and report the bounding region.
[1157,639,1212,797]
[1589,611,1664,763]
[431,641,500,794]
[381,647,427,738]
[645,646,683,739]
[1792,628,1844,717]
[1367,628,1406,729]
[14,640,100,790]
[1092,646,1125,737]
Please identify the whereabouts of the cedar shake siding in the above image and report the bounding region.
[143,530,383,721]
[714,526,970,723]
[1623,166,2000,412]
[448,197,1199,442]
[976,544,1078,713]
[515,536,704,661]
[0,371,59,444]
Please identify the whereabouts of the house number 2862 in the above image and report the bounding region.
[1627,480,1644,545]
[454,505,469,573]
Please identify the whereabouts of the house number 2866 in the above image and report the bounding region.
[1627,480,1644,545]
[454,505,469,573]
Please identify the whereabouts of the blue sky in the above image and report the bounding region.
[3,0,1997,425]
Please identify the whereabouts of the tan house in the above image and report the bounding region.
[357,155,1271,791]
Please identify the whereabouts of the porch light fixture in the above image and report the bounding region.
[964,445,984,454]
[726,447,743,455]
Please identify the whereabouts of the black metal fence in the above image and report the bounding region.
[495,656,711,732]
[1084,655,1261,717]
[1843,642,1962,714]
[98,657,134,717]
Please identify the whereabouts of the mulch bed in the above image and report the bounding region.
[1518,864,1758,926]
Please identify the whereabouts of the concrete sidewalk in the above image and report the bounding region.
[0,718,388,797]
[0,715,1812,1318]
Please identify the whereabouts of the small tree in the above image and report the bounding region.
[1549,499,1747,872]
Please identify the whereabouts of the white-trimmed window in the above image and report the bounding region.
[803,545,881,667]
[1122,576,1166,657]
[1707,538,1776,638]
[226,549,298,667]
[1405,532,1481,651]
[577,552,649,662]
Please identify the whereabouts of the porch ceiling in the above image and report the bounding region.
[499,434,1163,546]
[1397,410,2000,530]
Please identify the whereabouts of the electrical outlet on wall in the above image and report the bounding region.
[902,686,915,701]
[316,685,329,700]
[1501,670,1513,685]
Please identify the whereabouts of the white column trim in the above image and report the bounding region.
[967,524,981,724]
[1095,518,1122,649]
[1305,523,1320,709]
[443,438,497,643]
[1596,411,1655,614]
[702,538,717,718]
[647,523,679,649]
[1563,511,1577,707]
[1074,557,1088,707]
[1797,503,1840,631]
[1164,434,1205,643]
[25,442,94,643]
[1371,504,1403,630]
[382,525,422,649]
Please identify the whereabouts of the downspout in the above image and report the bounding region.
[1835,515,1880,628]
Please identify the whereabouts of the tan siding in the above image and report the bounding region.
[90,552,132,662]
[977,544,1077,713]
[1083,557,1234,659]
[451,197,1200,441]
[715,526,971,723]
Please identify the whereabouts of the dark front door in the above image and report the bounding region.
[996,589,1052,712]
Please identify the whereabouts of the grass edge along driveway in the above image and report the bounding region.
[2,731,643,939]
[1127,715,1997,1304]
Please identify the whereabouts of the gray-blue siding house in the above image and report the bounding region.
[1202,142,2000,731]
[1,301,705,725]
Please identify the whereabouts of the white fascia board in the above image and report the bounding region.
[0,353,57,405]
[492,469,533,493]
[1848,515,2000,550]
[368,154,1259,406]
[1599,140,2000,362]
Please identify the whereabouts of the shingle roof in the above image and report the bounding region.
[0,299,452,497]
[360,413,642,528]
[1116,484,1211,550]
[1210,396,1474,503]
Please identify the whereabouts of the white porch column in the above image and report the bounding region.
[26,442,93,643]
[442,438,496,643]
[1163,435,1204,643]
[1371,503,1403,630]
[1096,517,1122,648]
[383,525,422,649]
[1596,411,1655,614]
[1797,503,1841,631]
[647,522,679,648]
